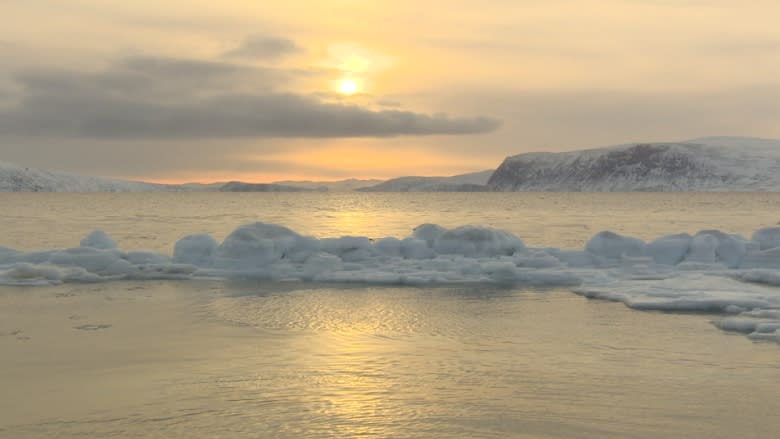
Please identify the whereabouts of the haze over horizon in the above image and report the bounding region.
[2,1,780,183]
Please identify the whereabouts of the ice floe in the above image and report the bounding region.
[1,222,780,345]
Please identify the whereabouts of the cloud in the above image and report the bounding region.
[0,56,500,139]
[376,99,402,108]
[427,37,604,60]
[432,85,780,155]
[223,35,302,59]
[12,56,282,100]
[119,56,247,78]
[705,39,780,55]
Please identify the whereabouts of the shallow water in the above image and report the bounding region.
[2,193,780,438]
[2,281,779,438]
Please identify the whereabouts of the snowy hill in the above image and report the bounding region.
[271,178,384,192]
[488,138,780,192]
[358,170,493,192]
[219,181,320,192]
[0,161,175,192]
[0,161,374,193]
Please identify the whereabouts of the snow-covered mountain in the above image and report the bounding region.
[0,161,378,193]
[0,161,175,192]
[358,170,493,192]
[488,137,780,192]
[8,136,780,193]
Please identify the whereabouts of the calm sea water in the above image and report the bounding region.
[3,192,780,251]
[2,193,780,438]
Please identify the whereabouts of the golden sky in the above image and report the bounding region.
[1,0,780,182]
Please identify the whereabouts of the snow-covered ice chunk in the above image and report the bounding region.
[585,231,645,262]
[716,312,780,344]
[514,251,561,269]
[716,317,761,333]
[374,237,402,258]
[124,251,171,265]
[0,247,21,264]
[739,248,780,270]
[735,269,780,286]
[480,261,519,283]
[683,232,719,264]
[752,227,780,250]
[401,238,434,259]
[80,230,117,250]
[433,225,525,258]
[412,224,447,247]
[302,252,344,280]
[173,234,218,266]
[546,249,599,268]
[0,262,101,285]
[46,247,124,275]
[574,274,780,313]
[679,230,748,268]
[215,222,314,269]
[321,236,375,262]
[647,233,691,265]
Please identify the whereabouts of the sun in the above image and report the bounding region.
[338,79,359,95]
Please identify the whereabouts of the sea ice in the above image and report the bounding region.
[2,221,780,345]
[752,227,780,251]
[173,234,218,266]
[574,274,779,313]
[433,225,525,258]
[80,230,118,250]
[585,231,646,263]
[646,233,692,265]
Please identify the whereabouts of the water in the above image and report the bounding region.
[2,193,780,438]
[3,192,780,251]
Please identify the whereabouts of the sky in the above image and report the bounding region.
[1,0,780,183]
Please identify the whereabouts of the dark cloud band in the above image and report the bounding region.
[1,56,501,139]
[223,36,303,59]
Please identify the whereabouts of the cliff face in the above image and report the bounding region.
[487,142,780,192]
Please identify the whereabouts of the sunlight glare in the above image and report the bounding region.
[339,79,359,95]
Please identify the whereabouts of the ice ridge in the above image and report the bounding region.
[2,222,780,345]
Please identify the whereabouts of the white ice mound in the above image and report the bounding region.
[681,230,749,268]
[647,233,691,265]
[0,223,536,286]
[0,247,21,264]
[302,252,344,280]
[585,231,645,262]
[752,227,780,250]
[0,262,101,285]
[433,226,525,257]
[173,234,218,266]
[374,237,402,257]
[214,222,318,268]
[413,224,447,247]
[80,230,117,249]
[401,238,434,259]
[739,248,780,270]
[321,236,375,262]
